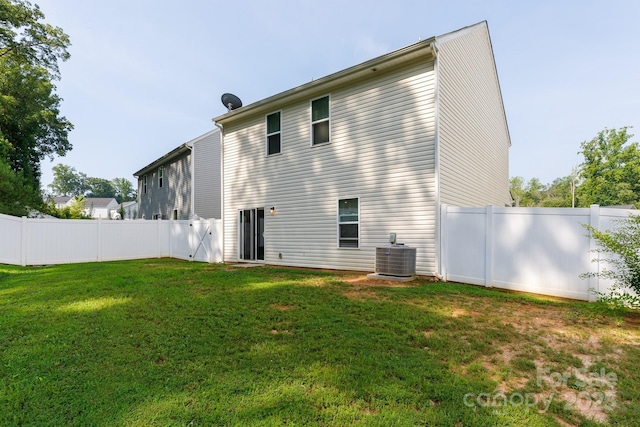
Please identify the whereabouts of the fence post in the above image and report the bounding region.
[97,218,103,262]
[157,218,162,258]
[439,204,448,281]
[21,216,27,266]
[485,205,494,288]
[588,204,600,301]
[208,218,215,263]
[169,219,173,259]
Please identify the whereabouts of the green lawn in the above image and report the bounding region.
[0,259,638,426]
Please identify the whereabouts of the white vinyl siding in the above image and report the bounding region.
[436,22,511,207]
[223,59,438,274]
[192,130,222,219]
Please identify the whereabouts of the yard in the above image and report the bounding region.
[0,259,638,426]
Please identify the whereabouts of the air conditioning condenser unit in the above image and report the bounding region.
[374,244,416,277]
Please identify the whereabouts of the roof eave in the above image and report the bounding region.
[212,37,436,125]
[133,143,191,177]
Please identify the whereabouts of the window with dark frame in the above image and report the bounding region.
[266,111,281,155]
[311,95,330,145]
[158,166,164,188]
[338,197,359,248]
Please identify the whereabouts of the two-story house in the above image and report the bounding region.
[212,21,510,276]
[134,129,221,220]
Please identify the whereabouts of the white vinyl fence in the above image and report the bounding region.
[440,204,635,301]
[0,213,222,266]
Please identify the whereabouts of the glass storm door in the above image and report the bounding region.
[239,208,264,261]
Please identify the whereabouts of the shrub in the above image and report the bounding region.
[582,214,640,308]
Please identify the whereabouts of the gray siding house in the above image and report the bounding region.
[212,22,511,277]
[134,129,221,220]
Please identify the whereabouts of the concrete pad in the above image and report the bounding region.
[366,273,416,282]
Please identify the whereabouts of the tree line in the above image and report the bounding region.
[48,164,136,203]
[511,127,640,208]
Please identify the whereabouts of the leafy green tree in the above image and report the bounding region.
[85,177,115,198]
[0,155,39,215]
[0,0,72,211]
[112,177,136,203]
[0,0,70,77]
[577,127,640,207]
[509,176,525,207]
[540,176,573,207]
[48,163,87,196]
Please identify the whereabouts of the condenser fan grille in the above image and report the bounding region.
[375,245,416,277]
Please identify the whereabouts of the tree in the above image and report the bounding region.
[0,155,39,215]
[577,127,640,207]
[509,176,525,207]
[0,0,70,78]
[112,177,136,203]
[540,176,573,207]
[0,0,72,211]
[48,163,86,196]
[85,177,115,198]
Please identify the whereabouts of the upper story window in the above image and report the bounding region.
[266,111,281,156]
[338,197,359,248]
[143,175,147,194]
[311,95,330,145]
[158,166,164,189]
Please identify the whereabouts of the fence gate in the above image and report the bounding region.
[189,220,213,262]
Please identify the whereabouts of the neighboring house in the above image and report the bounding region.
[53,196,120,219]
[53,196,72,210]
[212,21,511,276]
[120,201,138,220]
[133,129,221,220]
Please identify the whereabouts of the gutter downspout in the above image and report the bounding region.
[214,121,224,263]
[430,40,444,281]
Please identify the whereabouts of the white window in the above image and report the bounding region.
[266,111,281,156]
[338,197,359,248]
[158,166,164,188]
[143,175,147,194]
[311,95,330,145]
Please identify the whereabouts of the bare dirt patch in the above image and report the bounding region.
[270,303,296,311]
[453,298,638,424]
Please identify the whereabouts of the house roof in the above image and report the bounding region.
[212,34,437,126]
[53,196,72,205]
[133,144,191,177]
[84,198,118,208]
[133,129,219,178]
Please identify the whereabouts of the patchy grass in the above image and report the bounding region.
[0,259,638,426]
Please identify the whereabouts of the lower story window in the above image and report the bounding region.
[338,197,359,248]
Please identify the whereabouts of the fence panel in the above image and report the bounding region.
[26,219,99,265]
[0,214,222,266]
[441,205,636,301]
[101,220,164,261]
[0,214,23,265]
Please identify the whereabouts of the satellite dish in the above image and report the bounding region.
[221,93,242,111]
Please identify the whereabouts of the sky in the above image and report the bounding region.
[36,0,640,191]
